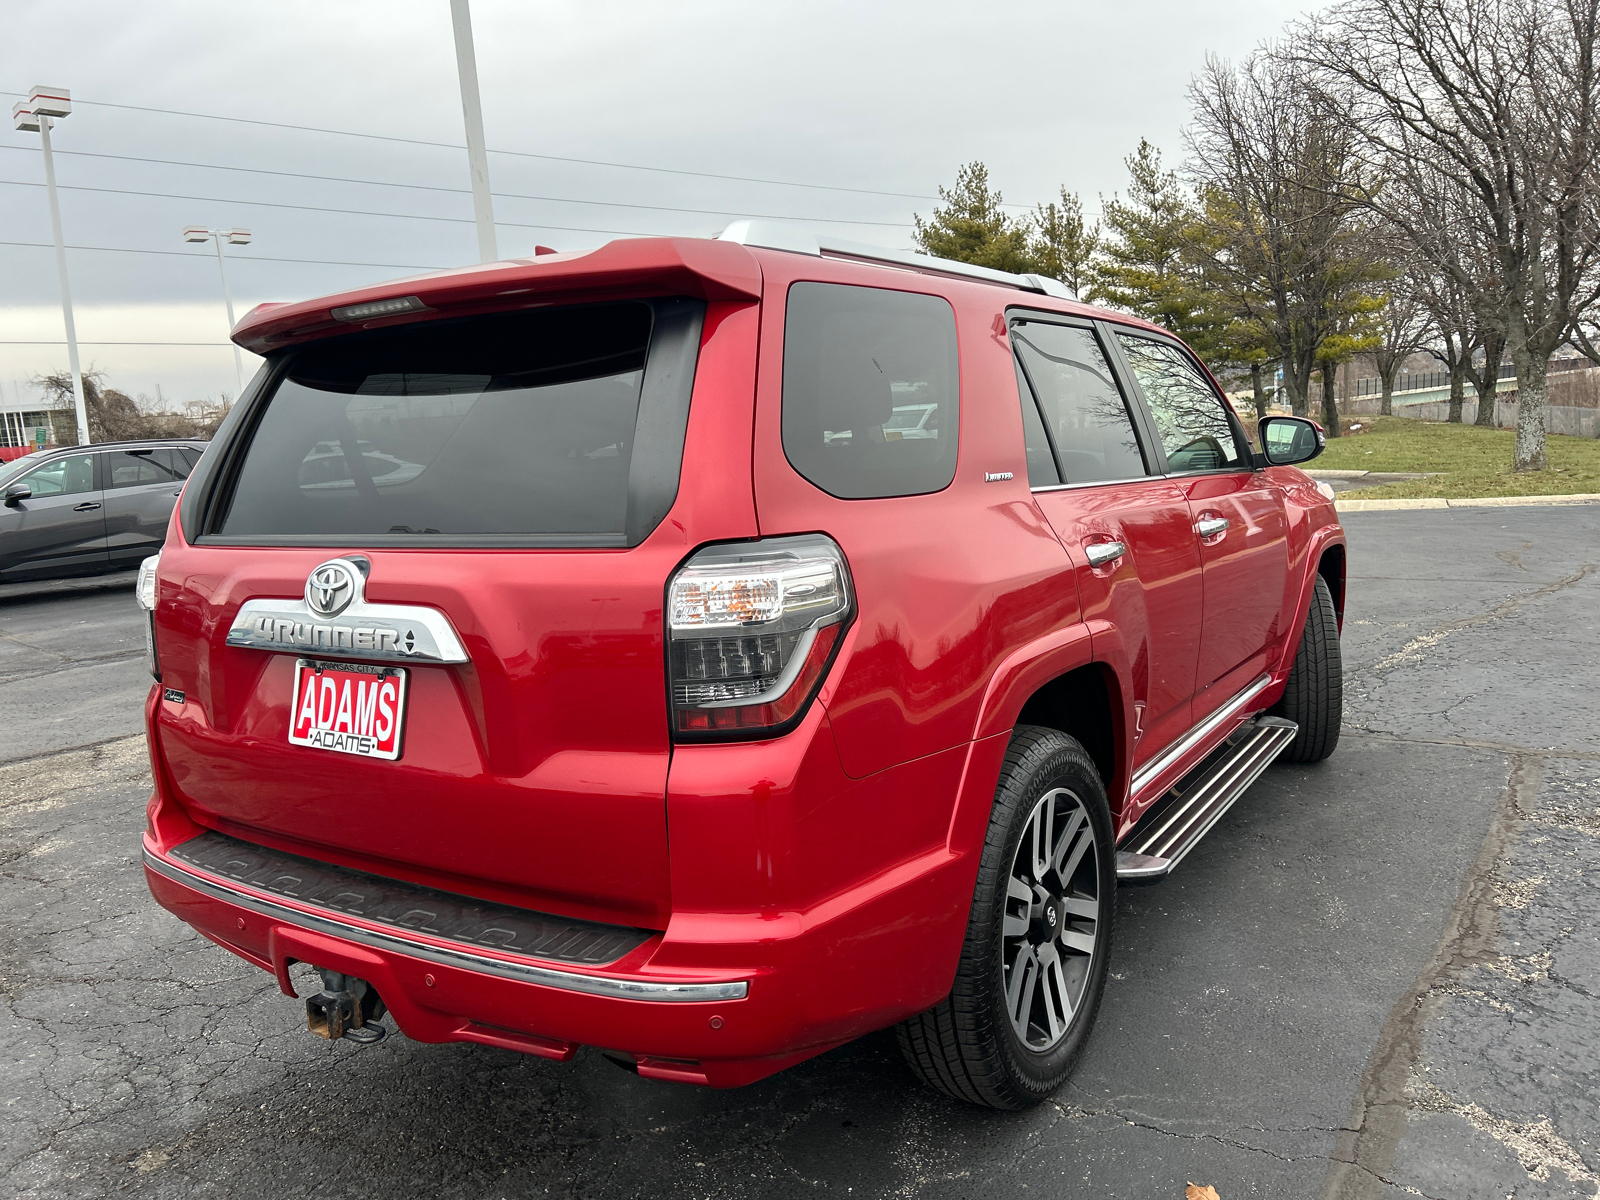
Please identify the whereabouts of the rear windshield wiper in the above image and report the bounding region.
[387,525,441,534]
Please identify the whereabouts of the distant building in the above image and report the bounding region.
[1,383,63,449]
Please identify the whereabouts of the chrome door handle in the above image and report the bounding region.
[72,502,102,512]
[1084,541,1126,568]
[1195,517,1229,539]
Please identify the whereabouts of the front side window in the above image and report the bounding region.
[1115,333,1246,472]
[20,453,95,498]
[782,281,960,500]
[1012,320,1148,485]
[213,300,701,545]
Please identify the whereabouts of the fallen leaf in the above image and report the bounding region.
[1186,1186,1220,1200]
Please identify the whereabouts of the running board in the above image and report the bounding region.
[1115,716,1298,882]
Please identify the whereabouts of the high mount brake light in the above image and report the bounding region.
[667,535,852,739]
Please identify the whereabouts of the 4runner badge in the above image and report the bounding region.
[224,558,471,665]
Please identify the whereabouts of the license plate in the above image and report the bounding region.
[288,658,407,760]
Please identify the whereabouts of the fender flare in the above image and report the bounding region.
[1271,524,1347,685]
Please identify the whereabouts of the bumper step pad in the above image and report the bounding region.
[1115,716,1298,882]
[169,830,652,965]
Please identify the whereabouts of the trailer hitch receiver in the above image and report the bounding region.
[305,968,388,1044]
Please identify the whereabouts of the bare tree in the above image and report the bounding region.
[1371,274,1431,415]
[1186,48,1386,420]
[1305,0,1600,470]
[35,370,225,442]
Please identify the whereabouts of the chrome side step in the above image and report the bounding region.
[1115,716,1298,882]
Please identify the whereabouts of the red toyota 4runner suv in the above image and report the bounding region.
[136,222,1344,1110]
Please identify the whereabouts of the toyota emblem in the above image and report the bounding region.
[305,560,358,618]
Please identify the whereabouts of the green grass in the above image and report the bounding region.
[1314,416,1600,499]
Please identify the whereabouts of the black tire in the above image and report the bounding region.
[1273,572,1343,763]
[897,726,1114,1110]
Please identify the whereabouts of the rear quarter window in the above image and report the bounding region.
[781,282,960,500]
[206,299,703,547]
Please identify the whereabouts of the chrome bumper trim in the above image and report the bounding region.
[1130,672,1272,799]
[144,848,749,1003]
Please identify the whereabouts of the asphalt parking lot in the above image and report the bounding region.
[2,507,1597,1200]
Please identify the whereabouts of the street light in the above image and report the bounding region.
[12,85,91,446]
[449,0,498,262]
[183,226,251,394]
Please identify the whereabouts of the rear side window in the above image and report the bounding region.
[210,299,703,547]
[1114,333,1246,472]
[105,448,187,489]
[1012,319,1147,485]
[781,282,959,500]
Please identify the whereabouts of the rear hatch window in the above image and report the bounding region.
[206,298,703,548]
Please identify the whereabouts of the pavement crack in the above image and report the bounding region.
[1366,562,1597,674]
[1406,1081,1599,1188]
[1318,754,1541,1200]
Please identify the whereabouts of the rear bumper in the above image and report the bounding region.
[141,695,1005,1088]
[143,836,811,1087]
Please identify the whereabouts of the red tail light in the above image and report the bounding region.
[666,535,853,740]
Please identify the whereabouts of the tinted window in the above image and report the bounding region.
[1115,334,1245,472]
[106,448,187,489]
[219,304,659,540]
[782,282,959,500]
[20,453,95,498]
[1014,358,1059,486]
[1013,321,1147,484]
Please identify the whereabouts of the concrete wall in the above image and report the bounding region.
[1345,395,1600,437]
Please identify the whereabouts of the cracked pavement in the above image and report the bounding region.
[1,507,1597,1198]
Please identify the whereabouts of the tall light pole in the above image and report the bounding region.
[449,0,498,262]
[183,226,251,394]
[12,86,91,445]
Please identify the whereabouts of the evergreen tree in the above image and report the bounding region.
[1029,189,1099,296]
[1090,140,1222,354]
[912,162,1035,274]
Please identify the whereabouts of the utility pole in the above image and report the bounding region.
[184,226,251,394]
[12,86,91,445]
[449,0,498,262]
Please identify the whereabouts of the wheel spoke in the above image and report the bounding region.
[1061,895,1098,919]
[1037,943,1073,1038]
[1007,945,1040,1039]
[1029,795,1054,881]
[1061,928,1097,955]
[1056,822,1093,885]
[1048,805,1086,876]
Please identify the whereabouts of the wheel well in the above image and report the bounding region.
[1317,544,1346,623]
[1014,663,1121,801]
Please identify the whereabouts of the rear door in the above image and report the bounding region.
[0,452,107,579]
[151,297,758,928]
[1110,330,1290,718]
[1010,313,1204,771]
[102,446,190,568]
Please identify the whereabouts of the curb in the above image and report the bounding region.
[1336,493,1600,512]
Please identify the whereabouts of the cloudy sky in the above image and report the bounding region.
[1,0,1315,409]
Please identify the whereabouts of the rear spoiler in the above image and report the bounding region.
[231,237,762,356]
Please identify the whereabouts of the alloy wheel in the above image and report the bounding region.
[1001,786,1100,1052]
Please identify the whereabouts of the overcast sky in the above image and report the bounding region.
[1,0,1317,407]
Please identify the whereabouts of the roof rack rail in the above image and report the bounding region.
[716,220,1078,302]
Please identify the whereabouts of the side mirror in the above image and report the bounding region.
[3,483,30,507]
[1258,416,1325,467]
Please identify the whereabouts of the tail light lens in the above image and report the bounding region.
[134,553,161,680]
[667,534,853,739]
